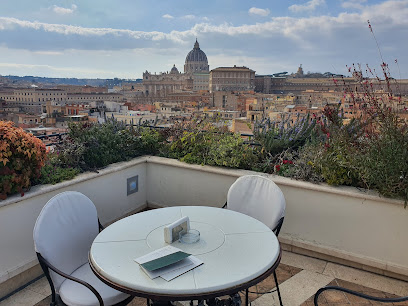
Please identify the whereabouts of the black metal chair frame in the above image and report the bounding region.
[223,201,284,306]
[314,285,408,305]
[37,220,134,306]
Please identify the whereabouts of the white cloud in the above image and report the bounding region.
[0,62,108,75]
[1,1,407,44]
[182,15,196,20]
[52,4,77,15]
[162,14,174,19]
[0,1,407,77]
[342,0,367,10]
[33,51,64,56]
[248,7,271,17]
[0,17,171,41]
[289,0,325,13]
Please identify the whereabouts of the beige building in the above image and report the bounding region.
[108,111,162,126]
[193,72,210,91]
[0,87,123,114]
[66,92,123,103]
[209,66,255,93]
[143,66,192,97]
[143,40,210,97]
[55,85,108,94]
[1,88,67,113]
[202,109,241,120]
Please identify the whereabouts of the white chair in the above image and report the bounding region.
[33,191,133,306]
[226,175,286,306]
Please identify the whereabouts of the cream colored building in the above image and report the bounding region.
[143,40,210,97]
[143,66,192,97]
[209,66,255,93]
[107,111,162,126]
[66,93,123,102]
[193,72,210,91]
[2,88,67,113]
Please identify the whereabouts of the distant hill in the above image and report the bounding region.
[1,75,143,88]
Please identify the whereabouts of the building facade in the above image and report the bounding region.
[143,40,210,97]
[209,66,255,93]
[143,66,192,97]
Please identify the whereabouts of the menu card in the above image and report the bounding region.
[135,245,203,281]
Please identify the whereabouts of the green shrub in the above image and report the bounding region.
[356,122,408,203]
[136,127,164,155]
[164,119,259,169]
[61,120,144,170]
[36,153,80,185]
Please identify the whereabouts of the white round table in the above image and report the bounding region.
[89,206,281,302]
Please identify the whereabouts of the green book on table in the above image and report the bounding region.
[141,251,191,272]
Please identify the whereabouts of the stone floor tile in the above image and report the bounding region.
[323,263,408,297]
[281,251,328,274]
[128,297,150,306]
[256,263,302,295]
[345,293,372,305]
[325,279,408,305]
[251,292,281,306]
[300,301,317,306]
[323,289,349,304]
[33,296,51,306]
[0,287,45,306]
[239,285,260,302]
[26,277,51,297]
[254,270,334,306]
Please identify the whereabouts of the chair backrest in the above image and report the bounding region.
[227,175,286,232]
[33,191,99,292]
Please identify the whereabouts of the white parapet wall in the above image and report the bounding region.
[1,155,408,299]
[145,156,408,280]
[0,158,147,297]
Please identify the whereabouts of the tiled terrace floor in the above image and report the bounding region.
[1,250,408,306]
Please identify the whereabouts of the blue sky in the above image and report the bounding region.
[0,0,406,79]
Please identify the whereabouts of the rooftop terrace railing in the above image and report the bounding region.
[34,127,259,146]
[36,133,67,146]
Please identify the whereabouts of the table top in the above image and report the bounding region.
[89,206,280,299]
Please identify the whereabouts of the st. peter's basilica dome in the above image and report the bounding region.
[184,39,209,74]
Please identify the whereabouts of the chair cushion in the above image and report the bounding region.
[33,191,100,291]
[227,175,286,230]
[59,263,130,306]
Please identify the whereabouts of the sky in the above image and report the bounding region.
[0,0,407,79]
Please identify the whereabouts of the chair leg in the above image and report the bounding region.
[273,270,283,306]
[245,289,249,306]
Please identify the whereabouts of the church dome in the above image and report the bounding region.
[170,64,179,74]
[184,39,209,74]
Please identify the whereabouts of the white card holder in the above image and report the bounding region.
[164,216,190,243]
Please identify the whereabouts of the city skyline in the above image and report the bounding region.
[0,0,407,79]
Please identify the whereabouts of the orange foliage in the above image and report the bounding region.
[0,121,47,200]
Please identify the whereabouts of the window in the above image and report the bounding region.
[222,95,227,108]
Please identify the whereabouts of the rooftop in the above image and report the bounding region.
[0,156,407,305]
[211,66,255,72]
